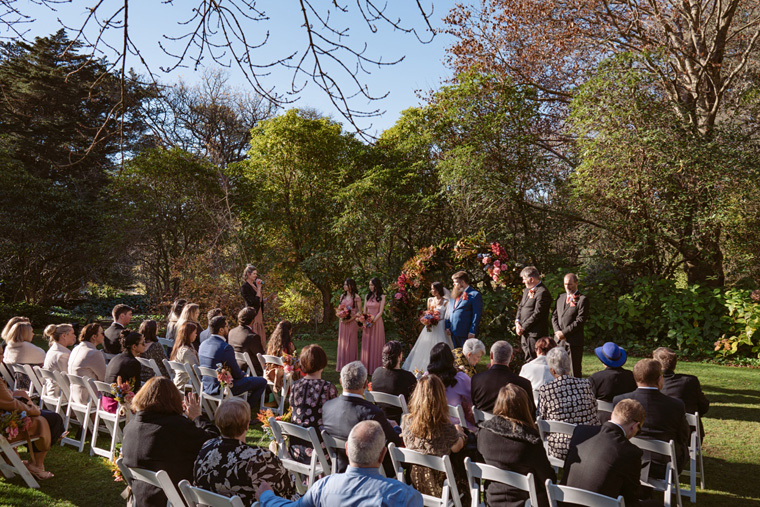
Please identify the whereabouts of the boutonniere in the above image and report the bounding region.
[462,292,469,302]
[528,288,536,299]
[570,293,580,307]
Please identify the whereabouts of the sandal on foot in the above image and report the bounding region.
[25,463,54,480]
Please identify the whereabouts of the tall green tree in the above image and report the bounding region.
[234,109,365,323]
[0,30,146,302]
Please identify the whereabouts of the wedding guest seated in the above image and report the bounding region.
[653,346,709,440]
[169,322,199,391]
[453,338,486,378]
[165,298,186,341]
[200,308,222,343]
[198,316,266,402]
[519,337,556,396]
[103,304,133,354]
[563,399,659,507]
[288,344,338,463]
[227,307,265,376]
[265,320,296,391]
[0,343,64,480]
[138,320,169,382]
[42,324,75,397]
[68,323,108,404]
[122,377,219,507]
[103,331,146,413]
[478,384,556,507]
[176,303,203,350]
[371,340,417,423]
[472,341,535,417]
[401,375,468,502]
[614,359,689,475]
[537,347,600,461]
[588,342,637,422]
[2,316,29,342]
[428,342,477,431]
[3,320,45,390]
[256,420,423,507]
[194,398,296,505]
[322,361,402,474]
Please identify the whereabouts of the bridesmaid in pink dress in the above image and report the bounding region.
[360,277,386,374]
[336,279,362,371]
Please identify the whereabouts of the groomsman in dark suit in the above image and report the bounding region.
[614,359,690,476]
[552,273,588,377]
[515,266,552,360]
[103,304,133,354]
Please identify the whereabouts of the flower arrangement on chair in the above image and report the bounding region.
[110,376,135,416]
[216,363,233,398]
[0,409,32,441]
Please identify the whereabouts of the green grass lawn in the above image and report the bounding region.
[1,335,758,506]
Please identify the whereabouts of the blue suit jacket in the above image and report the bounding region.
[445,285,483,337]
[198,334,245,395]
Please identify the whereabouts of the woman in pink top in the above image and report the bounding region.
[360,277,386,374]
[336,278,362,371]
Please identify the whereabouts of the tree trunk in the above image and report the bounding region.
[317,282,335,327]
[681,230,725,287]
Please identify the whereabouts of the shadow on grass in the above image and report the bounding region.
[696,455,760,506]
[703,384,760,405]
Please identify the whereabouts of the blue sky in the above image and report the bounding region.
[9,1,459,137]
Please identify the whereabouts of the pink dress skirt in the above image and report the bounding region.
[360,298,385,373]
[336,295,361,371]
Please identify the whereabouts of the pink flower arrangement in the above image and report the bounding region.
[356,313,374,329]
[110,376,135,404]
[478,242,511,287]
[216,363,233,391]
[420,309,441,331]
[336,303,352,321]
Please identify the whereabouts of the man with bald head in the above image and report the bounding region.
[257,420,423,507]
[552,272,588,377]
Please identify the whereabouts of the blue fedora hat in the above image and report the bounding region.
[595,342,627,368]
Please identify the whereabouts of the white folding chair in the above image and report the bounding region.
[536,418,577,469]
[365,390,409,415]
[630,437,682,507]
[321,430,347,475]
[472,408,495,425]
[194,365,225,417]
[269,417,330,494]
[137,356,163,379]
[178,479,246,507]
[544,479,625,507]
[0,361,15,389]
[86,379,129,460]
[34,366,68,416]
[448,404,468,427]
[162,358,175,381]
[388,443,463,507]
[60,374,95,452]
[166,360,195,393]
[158,337,174,355]
[680,412,705,503]
[235,351,259,377]
[597,400,614,414]
[9,364,37,400]
[0,434,40,488]
[257,353,291,415]
[117,457,186,507]
[465,457,537,507]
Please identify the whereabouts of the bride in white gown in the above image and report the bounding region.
[403,282,453,373]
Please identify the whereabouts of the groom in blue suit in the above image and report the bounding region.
[445,271,483,349]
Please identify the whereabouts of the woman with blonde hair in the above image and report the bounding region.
[42,324,76,397]
[3,321,45,390]
[478,384,556,507]
[1,316,29,342]
[68,323,107,404]
[169,322,199,390]
[0,343,64,480]
[165,298,186,341]
[265,320,296,391]
[401,374,467,498]
[176,303,202,347]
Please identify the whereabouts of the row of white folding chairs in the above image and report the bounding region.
[116,457,247,507]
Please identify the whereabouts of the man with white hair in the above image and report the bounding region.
[257,420,423,506]
[321,361,402,474]
[471,340,536,416]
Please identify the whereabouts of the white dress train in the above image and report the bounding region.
[402,296,453,373]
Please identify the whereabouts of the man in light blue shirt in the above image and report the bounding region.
[256,420,422,507]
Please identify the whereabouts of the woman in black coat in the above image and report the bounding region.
[477,384,556,507]
[370,340,417,423]
[122,377,219,507]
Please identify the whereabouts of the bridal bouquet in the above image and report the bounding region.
[419,309,441,331]
[336,303,352,321]
[0,409,32,440]
[356,313,374,329]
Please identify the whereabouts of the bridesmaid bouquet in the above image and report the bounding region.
[110,376,135,405]
[282,351,301,375]
[336,303,352,321]
[356,313,374,329]
[0,409,32,440]
[216,363,234,397]
[420,309,441,331]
